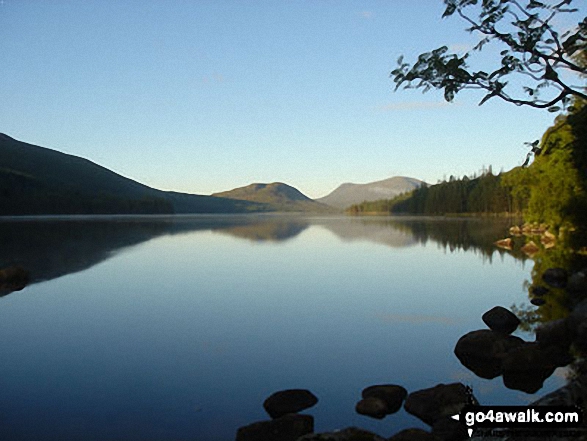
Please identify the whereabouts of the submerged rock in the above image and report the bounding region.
[482,306,520,334]
[404,382,476,426]
[263,389,318,419]
[235,413,313,441]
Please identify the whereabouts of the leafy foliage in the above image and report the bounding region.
[350,101,587,231]
[391,0,586,111]
[501,100,587,227]
[348,170,514,215]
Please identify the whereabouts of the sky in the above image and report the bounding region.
[1,1,584,199]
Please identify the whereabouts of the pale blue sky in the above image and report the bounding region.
[1,1,583,198]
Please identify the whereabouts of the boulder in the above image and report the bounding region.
[572,320,587,353]
[495,238,512,250]
[235,413,313,441]
[567,270,587,296]
[521,241,540,256]
[454,329,524,379]
[540,231,556,248]
[0,265,30,295]
[568,299,587,330]
[509,225,522,236]
[481,306,520,334]
[542,345,574,368]
[535,318,574,350]
[501,343,556,393]
[530,297,547,306]
[361,384,407,414]
[355,397,389,419]
[404,382,476,426]
[263,389,318,419]
[542,268,568,288]
[388,428,437,441]
[531,286,549,297]
[297,427,386,441]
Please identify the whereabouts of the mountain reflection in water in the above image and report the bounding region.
[0,215,519,291]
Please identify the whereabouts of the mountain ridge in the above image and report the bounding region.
[317,176,425,209]
[0,133,268,215]
[213,182,336,213]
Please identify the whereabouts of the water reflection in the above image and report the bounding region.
[0,215,519,294]
[1,214,574,440]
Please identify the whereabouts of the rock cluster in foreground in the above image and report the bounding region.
[237,266,587,440]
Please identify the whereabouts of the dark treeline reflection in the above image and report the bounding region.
[0,215,519,295]
[363,217,523,261]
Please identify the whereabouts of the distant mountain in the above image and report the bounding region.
[213,182,336,213]
[316,176,425,209]
[0,133,268,215]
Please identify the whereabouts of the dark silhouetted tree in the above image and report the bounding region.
[391,0,586,112]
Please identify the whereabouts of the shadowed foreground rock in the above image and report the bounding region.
[501,342,557,394]
[355,396,388,419]
[542,267,568,288]
[0,265,30,295]
[454,329,524,379]
[263,389,318,419]
[481,306,520,334]
[297,427,386,441]
[432,417,469,441]
[355,384,407,419]
[235,413,313,441]
[404,382,476,426]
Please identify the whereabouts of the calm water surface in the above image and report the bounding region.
[0,215,565,440]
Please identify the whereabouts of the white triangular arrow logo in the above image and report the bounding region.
[451,414,460,421]
[468,428,473,437]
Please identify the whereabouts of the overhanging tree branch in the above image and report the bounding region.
[391,0,586,111]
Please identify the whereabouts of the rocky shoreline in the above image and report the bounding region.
[236,261,587,441]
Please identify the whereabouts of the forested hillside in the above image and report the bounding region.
[349,101,587,230]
